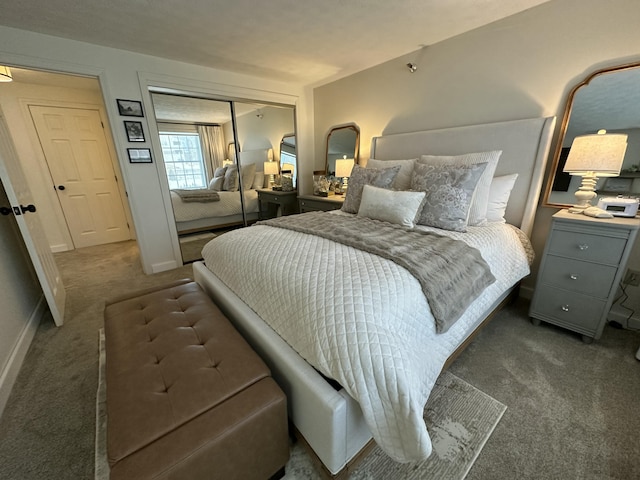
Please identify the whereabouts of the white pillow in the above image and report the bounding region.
[208,176,224,191]
[252,171,265,189]
[418,151,501,226]
[487,174,518,223]
[357,184,426,228]
[240,163,256,190]
[366,158,417,190]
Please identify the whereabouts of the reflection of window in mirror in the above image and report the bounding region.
[544,62,640,206]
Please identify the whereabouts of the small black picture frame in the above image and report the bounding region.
[127,148,152,164]
[124,121,145,142]
[117,99,144,117]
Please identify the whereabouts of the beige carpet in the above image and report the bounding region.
[95,329,506,480]
[178,231,217,263]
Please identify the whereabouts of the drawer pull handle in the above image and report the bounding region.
[578,244,589,251]
[561,305,570,312]
[570,274,578,280]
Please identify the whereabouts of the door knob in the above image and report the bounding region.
[20,204,37,214]
[0,206,12,216]
[57,185,66,191]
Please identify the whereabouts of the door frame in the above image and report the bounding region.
[20,98,134,251]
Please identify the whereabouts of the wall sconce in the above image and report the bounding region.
[335,158,354,194]
[406,63,417,73]
[563,129,627,214]
[0,66,13,82]
[267,148,274,162]
[264,161,279,189]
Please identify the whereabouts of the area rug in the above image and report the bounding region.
[95,330,506,480]
[178,231,216,263]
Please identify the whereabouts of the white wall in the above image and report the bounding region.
[0,25,308,274]
[0,179,45,418]
[0,79,133,252]
[312,0,640,307]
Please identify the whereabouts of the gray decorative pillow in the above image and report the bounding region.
[341,164,401,214]
[213,166,227,178]
[223,165,239,192]
[208,176,224,191]
[411,161,488,232]
[366,158,417,190]
[418,151,501,226]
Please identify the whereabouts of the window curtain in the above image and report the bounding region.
[197,125,226,181]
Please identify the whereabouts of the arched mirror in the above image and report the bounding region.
[325,124,359,175]
[544,62,640,207]
[280,133,296,187]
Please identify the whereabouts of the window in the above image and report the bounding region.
[159,131,206,189]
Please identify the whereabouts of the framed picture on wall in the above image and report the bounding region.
[127,148,152,163]
[124,121,145,142]
[116,99,144,117]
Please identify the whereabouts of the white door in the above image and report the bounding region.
[0,114,65,326]
[29,105,130,249]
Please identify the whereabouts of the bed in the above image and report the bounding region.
[170,149,269,233]
[192,116,556,477]
[170,189,259,233]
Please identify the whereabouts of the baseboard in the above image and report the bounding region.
[0,296,47,419]
[519,284,534,301]
[151,260,179,274]
[50,243,71,253]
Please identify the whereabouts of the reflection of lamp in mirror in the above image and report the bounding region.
[264,161,279,189]
[563,129,627,214]
[335,158,354,195]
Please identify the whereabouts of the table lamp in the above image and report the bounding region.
[264,161,279,188]
[335,158,354,194]
[563,130,627,214]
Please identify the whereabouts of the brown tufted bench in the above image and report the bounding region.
[104,279,289,480]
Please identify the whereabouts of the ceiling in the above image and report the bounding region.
[0,0,552,86]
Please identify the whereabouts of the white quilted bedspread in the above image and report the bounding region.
[170,189,258,222]
[201,215,530,462]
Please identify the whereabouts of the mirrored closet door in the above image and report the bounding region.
[149,92,295,263]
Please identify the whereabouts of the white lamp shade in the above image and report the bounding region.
[0,66,12,82]
[335,158,354,178]
[563,132,627,177]
[263,161,279,175]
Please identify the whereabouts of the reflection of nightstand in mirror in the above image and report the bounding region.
[298,194,345,213]
[257,189,299,219]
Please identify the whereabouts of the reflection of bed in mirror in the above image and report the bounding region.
[192,116,556,477]
[170,149,268,233]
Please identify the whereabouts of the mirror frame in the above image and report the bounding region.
[325,124,360,175]
[543,61,640,207]
[280,132,296,187]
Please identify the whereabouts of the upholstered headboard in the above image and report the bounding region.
[369,116,556,237]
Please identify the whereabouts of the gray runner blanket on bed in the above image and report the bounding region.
[172,189,220,202]
[258,211,496,333]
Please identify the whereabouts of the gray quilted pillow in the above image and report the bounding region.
[341,164,401,214]
[411,162,488,232]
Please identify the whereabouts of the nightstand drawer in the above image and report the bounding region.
[547,230,626,265]
[542,256,617,298]
[531,285,605,332]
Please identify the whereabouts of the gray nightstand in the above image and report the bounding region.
[298,194,345,213]
[257,189,299,219]
[529,209,640,342]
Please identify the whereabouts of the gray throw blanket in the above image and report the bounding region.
[258,212,495,333]
[172,189,220,202]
